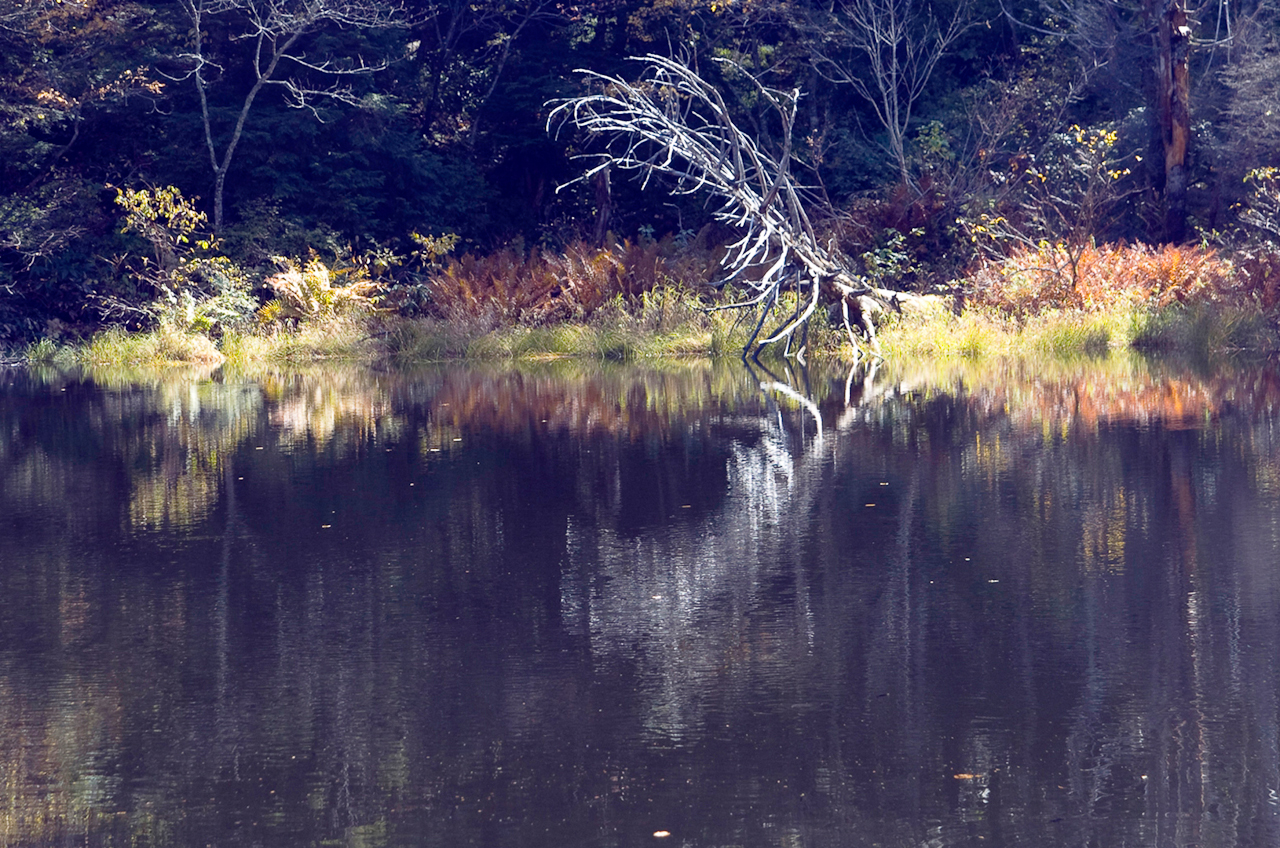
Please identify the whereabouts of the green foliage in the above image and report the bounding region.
[855,229,920,288]
[23,337,70,365]
[113,186,258,334]
[117,186,209,267]
[1241,167,1280,245]
[410,232,461,265]
[76,325,225,366]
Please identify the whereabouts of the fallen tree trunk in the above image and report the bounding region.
[548,52,926,360]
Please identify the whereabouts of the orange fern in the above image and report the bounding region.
[970,242,1242,317]
[425,237,717,326]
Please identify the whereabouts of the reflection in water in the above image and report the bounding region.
[1,356,1279,847]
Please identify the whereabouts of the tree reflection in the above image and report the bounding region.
[1,356,1279,846]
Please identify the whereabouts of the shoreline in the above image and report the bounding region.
[14,297,1279,371]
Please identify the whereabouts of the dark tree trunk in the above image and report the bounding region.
[1154,0,1191,243]
[591,167,612,245]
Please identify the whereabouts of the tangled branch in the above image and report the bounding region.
[549,53,910,359]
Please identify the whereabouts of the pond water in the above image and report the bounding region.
[2,355,1280,848]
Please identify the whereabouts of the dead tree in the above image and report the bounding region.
[549,53,916,360]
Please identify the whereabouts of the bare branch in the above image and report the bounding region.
[809,0,972,188]
[172,0,415,231]
[549,53,924,359]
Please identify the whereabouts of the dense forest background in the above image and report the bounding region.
[2,0,1278,344]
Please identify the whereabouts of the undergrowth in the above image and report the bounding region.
[967,242,1271,315]
[425,236,720,327]
[885,241,1280,360]
[24,238,1280,368]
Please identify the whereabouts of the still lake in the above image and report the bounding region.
[2,356,1279,848]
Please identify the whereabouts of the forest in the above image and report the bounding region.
[2,0,1280,353]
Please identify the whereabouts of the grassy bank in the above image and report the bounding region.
[879,301,1277,361]
[27,298,1274,371]
[21,242,1280,368]
[882,241,1279,360]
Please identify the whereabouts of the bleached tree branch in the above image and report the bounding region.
[550,53,924,359]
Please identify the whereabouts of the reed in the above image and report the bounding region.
[23,337,72,365]
[73,325,225,366]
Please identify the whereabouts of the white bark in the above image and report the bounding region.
[550,54,914,359]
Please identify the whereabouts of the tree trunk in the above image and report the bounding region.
[1155,0,1191,243]
[591,167,612,245]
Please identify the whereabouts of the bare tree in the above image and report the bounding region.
[549,54,930,360]
[811,0,971,189]
[164,0,412,233]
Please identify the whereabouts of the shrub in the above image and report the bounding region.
[259,256,381,324]
[114,186,258,334]
[967,242,1239,318]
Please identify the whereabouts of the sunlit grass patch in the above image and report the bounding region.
[880,308,1016,360]
[1129,303,1275,355]
[883,304,1156,361]
[449,286,739,361]
[218,316,375,364]
[463,324,646,360]
[378,316,485,362]
[1021,310,1122,357]
[23,337,75,366]
[76,325,224,366]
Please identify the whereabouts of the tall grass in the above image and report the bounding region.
[883,241,1279,360]
[461,287,747,361]
[76,325,225,366]
[221,317,375,364]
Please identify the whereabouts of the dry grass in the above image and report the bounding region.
[427,237,719,327]
[967,242,1241,317]
[880,241,1280,360]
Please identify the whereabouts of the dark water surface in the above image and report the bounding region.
[2,357,1280,847]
